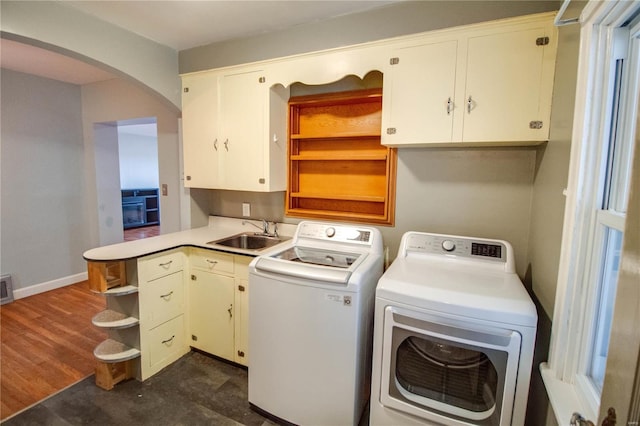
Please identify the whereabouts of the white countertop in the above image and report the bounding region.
[83,216,297,261]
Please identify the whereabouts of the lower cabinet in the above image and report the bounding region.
[88,246,254,389]
[189,248,252,366]
[138,249,189,380]
[146,314,186,372]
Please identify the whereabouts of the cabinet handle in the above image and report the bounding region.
[161,335,175,345]
[228,304,233,319]
[158,260,173,268]
[206,259,218,266]
[160,291,174,300]
[213,138,218,151]
[224,139,229,151]
[467,96,473,114]
[446,97,453,115]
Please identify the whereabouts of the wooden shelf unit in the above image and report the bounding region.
[88,261,126,293]
[287,88,396,225]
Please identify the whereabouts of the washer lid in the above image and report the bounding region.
[377,257,537,327]
[254,246,365,285]
[273,246,361,269]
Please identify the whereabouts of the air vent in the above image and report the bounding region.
[1,274,14,305]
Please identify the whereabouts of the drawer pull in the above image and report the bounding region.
[158,260,173,268]
[161,335,175,345]
[206,259,218,266]
[160,291,174,300]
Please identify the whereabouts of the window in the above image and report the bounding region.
[541,2,640,423]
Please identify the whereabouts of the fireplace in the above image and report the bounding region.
[122,197,145,228]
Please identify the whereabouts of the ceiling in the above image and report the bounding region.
[0,1,397,85]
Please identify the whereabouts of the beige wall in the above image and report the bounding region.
[0,70,89,293]
[180,1,558,74]
[81,79,181,248]
[528,23,581,318]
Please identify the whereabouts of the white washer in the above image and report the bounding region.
[370,232,537,426]
[249,221,384,426]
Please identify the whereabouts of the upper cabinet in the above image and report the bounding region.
[182,12,558,182]
[182,71,219,188]
[182,69,289,191]
[381,13,557,146]
[381,38,460,144]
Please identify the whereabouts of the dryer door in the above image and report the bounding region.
[380,306,521,426]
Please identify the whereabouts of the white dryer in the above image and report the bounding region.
[370,232,537,426]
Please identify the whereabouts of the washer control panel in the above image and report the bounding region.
[296,222,374,246]
[403,232,507,262]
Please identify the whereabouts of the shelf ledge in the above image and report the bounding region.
[290,154,387,161]
[91,285,139,296]
[92,310,139,329]
[290,193,386,203]
[94,339,140,363]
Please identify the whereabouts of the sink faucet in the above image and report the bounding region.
[242,219,279,238]
[242,219,270,235]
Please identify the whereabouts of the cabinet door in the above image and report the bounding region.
[234,255,251,366]
[189,271,235,360]
[462,27,551,142]
[182,72,220,188]
[219,70,267,191]
[381,39,458,145]
[234,278,249,366]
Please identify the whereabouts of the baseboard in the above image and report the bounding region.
[12,272,88,300]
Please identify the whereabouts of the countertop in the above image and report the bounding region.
[83,216,297,262]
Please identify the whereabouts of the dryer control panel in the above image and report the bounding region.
[402,232,508,264]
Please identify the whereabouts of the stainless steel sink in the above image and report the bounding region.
[207,233,285,251]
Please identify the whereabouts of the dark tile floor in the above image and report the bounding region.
[3,352,274,426]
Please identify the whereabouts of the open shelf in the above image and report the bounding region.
[94,338,141,363]
[88,261,126,293]
[92,309,139,329]
[286,88,396,225]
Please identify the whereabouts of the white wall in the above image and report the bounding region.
[118,125,160,189]
[81,78,181,246]
[0,70,89,294]
[94,123,124,246]
[1,0,181,110]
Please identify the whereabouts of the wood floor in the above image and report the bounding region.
[0,281,107,420]
[123,225,160,242]
[1,227,159,420]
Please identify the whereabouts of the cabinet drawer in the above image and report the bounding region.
[147,315,185,370]
[139,250,184,282]
[190,248,234,274]
[143,270,184,329]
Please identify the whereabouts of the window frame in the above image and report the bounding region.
[541,1,640,423]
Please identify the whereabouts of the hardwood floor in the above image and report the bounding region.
[1,225,160,420]
[123,225,160,242]
[0,281,106,420]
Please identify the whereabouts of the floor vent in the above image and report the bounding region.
[1,274,15,305]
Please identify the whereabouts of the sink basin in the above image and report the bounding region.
[207,233,285,251]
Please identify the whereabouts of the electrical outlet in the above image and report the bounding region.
[242,203,251,217]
